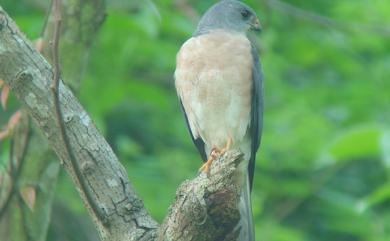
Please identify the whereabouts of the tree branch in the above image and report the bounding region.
[158,151,244,241]
[0,6,245,241]
[0,7,157,240]
[1,1,107,240]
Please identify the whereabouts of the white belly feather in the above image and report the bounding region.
[175,30,253,159]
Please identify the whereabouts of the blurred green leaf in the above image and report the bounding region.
[327,125,384,162]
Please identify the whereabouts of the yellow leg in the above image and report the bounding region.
[198,138,233,173]
[199,148,219,173]
[220,137,232,154]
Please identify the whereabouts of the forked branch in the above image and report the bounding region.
[0,6,244,241]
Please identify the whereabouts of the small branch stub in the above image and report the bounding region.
[158,150,244,241]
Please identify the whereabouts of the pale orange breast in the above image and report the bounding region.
[175,30,253,156]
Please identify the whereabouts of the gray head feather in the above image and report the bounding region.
[194,0,260,36]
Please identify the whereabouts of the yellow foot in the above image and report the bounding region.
[198,138,233,173]
[199,148,219,173]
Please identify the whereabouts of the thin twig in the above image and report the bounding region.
[40,0,53,37]
[267,0,390,37]
[51,0,61,92]
[0,140,15,219]
[49,0,106,223]
[0,117,30,219]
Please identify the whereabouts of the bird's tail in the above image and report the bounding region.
[236,173,255,241]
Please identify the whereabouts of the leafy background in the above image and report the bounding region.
[1,0,390,240]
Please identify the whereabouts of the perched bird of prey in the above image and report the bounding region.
[175,0,263,240]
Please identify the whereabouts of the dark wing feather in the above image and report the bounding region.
[248,43,263,190]
[179,100,207,161]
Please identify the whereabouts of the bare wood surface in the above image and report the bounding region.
[158,151,244,241]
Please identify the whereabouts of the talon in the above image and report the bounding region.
[199,161,211,173]
[198,138,232,173]
[199,148,219,173]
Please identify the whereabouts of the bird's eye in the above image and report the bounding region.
[241,9,251,19]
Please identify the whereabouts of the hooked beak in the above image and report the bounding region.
[250,17,262,32]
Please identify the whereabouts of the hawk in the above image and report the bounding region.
[175,0,263,240]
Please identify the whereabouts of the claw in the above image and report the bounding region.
[198,137,233,173]
[199,148,219,173]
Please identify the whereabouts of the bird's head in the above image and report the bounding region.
[195,0,261,36]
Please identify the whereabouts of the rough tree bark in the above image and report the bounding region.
[0,1,105,240]
[0,5,246,241]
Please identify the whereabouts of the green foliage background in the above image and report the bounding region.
[2,0,390,240]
